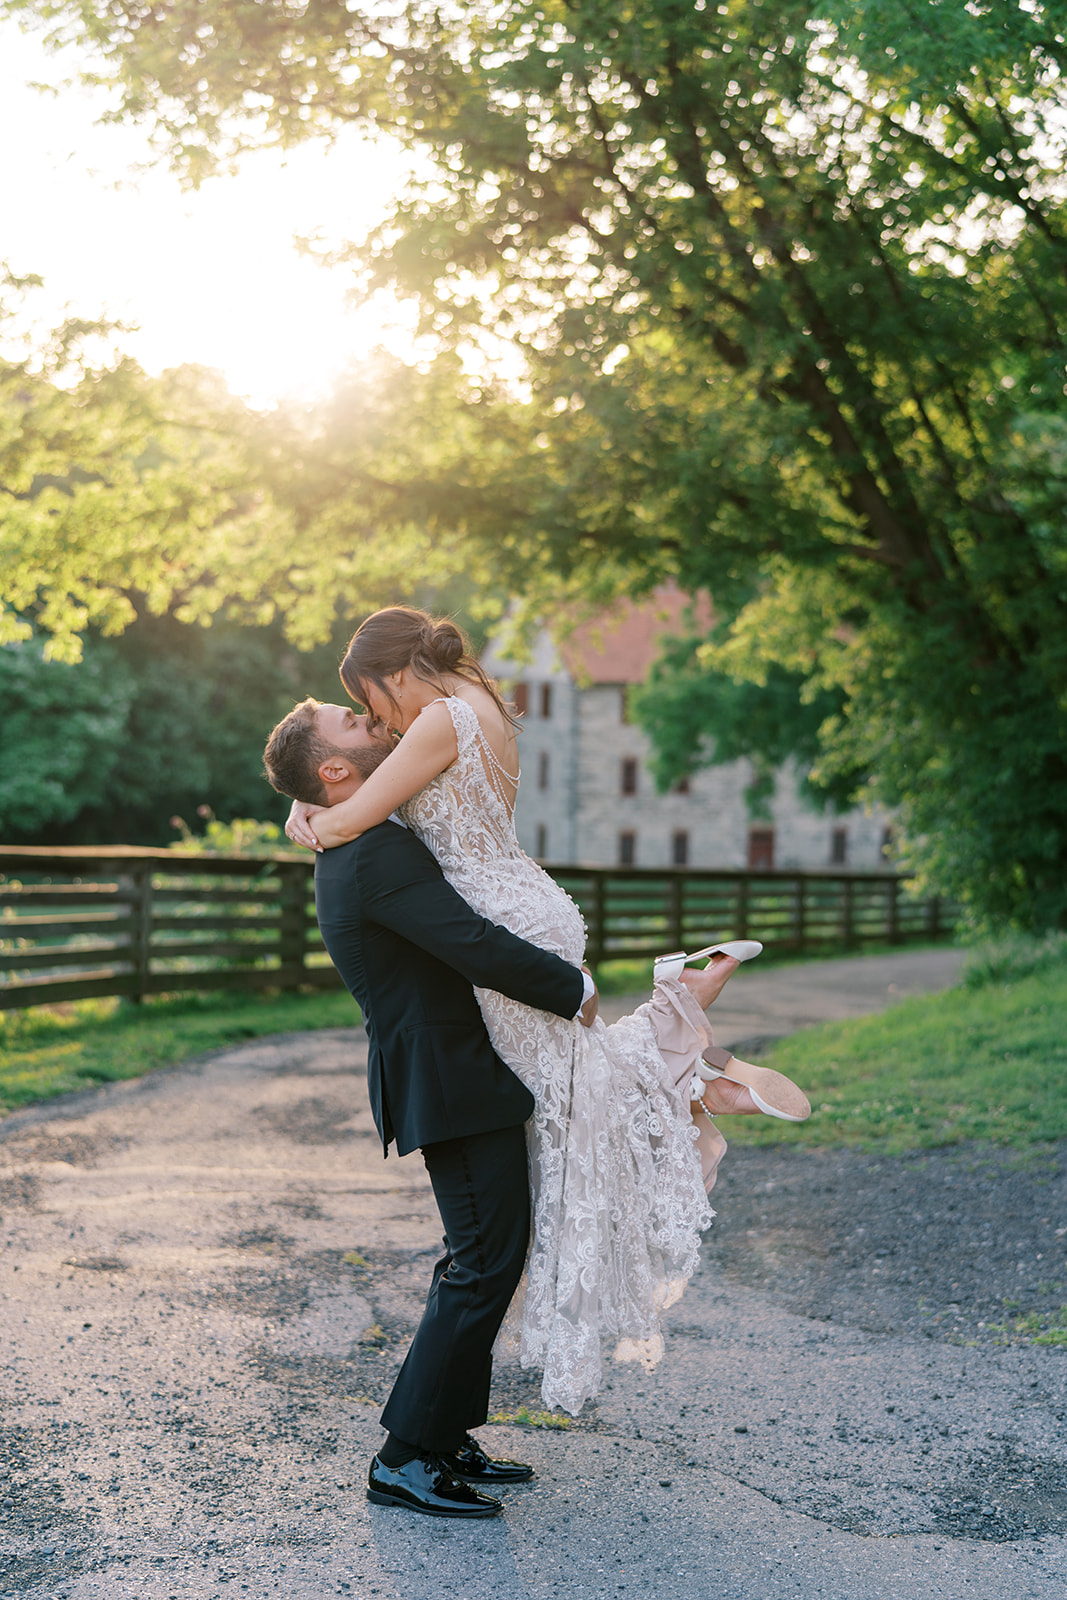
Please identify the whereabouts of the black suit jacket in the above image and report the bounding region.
[314,821,583,1157]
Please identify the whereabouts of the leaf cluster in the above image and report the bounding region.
[0,611,355,845]
[0,290,293,659]
[630,635,854,817]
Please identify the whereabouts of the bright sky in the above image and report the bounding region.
[0,21,419,406]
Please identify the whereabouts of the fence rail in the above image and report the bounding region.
[0,847,957,1011]
[550,865,956,967]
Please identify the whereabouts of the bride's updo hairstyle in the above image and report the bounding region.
[339,606,517,727]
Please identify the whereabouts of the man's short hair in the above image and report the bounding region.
[263,698,386,804]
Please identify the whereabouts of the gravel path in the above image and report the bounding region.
[0,949,1064,1599]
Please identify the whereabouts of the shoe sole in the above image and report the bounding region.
[706,1058,811,1122]
[366,1487,502,1517]
[451,1472,534,1483]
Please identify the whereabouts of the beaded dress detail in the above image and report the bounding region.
[401,696,722,1415]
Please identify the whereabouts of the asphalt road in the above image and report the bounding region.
[1,948,1065,1599]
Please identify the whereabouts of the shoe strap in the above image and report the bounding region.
[702,1044,733,1071]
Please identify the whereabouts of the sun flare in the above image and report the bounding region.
[1,25,419,406]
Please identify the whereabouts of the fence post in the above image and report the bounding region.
[736,874,749,940]
[887,876,900,945]
[128,865,152,1003]
[926,894,942,941]
[579,870,604,966]
[668,873,683,954]
[277,863,309,990]
[794,876,806,949]
[841,875,855,947]
[593,872,607,968]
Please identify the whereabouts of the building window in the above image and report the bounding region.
[618,831,636,866]
[620,688,631,724]
[538,751,550,791]
[620,758,638,796]
[540,682,553,719]
[881,825,895,861]
[671,830,689,866]
[536,823,548,859]
[831,827,848,866]
[512,682,528,716]
[747,827,775,870]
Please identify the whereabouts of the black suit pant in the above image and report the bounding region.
[380,1122,530,1452]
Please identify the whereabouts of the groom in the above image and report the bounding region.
[263,699,595,1519]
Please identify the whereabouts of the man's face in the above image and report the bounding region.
[313,704,392,798]
[316,702,378,752]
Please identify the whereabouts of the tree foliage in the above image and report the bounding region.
[629,641,852,818]
[0,277,296,659]
[0,273,508,660]
[0,611,362,845]
[6,1,1067,928]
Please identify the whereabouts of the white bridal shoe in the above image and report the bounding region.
[653,939,763,983]
[696,1047,811,1123]
[655,938,811,1122]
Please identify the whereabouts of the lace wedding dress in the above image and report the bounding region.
[401,696,727,1414]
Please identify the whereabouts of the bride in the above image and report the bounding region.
[285,607,807,1414]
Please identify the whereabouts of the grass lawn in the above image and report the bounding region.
[0,987,359,1115]
[722,953,1067,1154]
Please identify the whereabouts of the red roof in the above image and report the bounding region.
[559,585,714,684]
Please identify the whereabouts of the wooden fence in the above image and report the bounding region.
[550,864,956,968]
[0,846,331,1011]
[0,847,957,1011]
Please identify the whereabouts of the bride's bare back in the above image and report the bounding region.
[445,682,519,816]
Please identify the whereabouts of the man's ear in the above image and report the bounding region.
[318,759,352,787]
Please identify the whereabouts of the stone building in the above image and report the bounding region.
[482,588,892,871]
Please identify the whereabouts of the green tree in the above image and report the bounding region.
[629,641,853,817]
[7,1,1067,927]
[0,637,134,832]
[0,276,303,660]
[0,275,519,661]
[0,280,510,845]
[0,612,351,844]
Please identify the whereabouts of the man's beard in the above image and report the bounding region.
[346,739,394,783]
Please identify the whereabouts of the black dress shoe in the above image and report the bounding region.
[439,1434,535,1483]
[366,1453,502,1517]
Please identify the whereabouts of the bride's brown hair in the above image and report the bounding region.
[339,607,517,727]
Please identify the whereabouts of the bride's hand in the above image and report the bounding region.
[579,967,599,1028]
[284,799,326,852]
